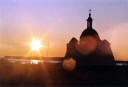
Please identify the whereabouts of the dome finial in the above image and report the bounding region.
[89,9,91,17]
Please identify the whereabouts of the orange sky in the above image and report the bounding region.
[0,0,128,60]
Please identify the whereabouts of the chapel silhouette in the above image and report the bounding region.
[65,9,115,66]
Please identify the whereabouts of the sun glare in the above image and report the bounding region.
[30,39,42,51]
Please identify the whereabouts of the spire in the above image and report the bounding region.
[87,9,93,29]
[89,9,91,17]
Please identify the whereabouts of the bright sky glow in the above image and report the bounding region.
[0,0,128,60]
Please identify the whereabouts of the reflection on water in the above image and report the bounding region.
[7,58,62,64]
[116,63,128,66]
[31,60,39,64]
[1,57,128,66]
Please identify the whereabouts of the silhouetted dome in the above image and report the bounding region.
[80,28,100,40]
[80,9,100,40]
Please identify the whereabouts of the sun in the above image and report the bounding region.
[30,39,42,51]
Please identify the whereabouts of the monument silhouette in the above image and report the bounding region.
[65,10,115,66]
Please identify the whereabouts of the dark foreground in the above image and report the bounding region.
[0,58,128,86]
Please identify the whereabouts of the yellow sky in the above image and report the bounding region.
[0,0,128,60]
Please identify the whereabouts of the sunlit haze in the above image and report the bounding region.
[0,0,128,60]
